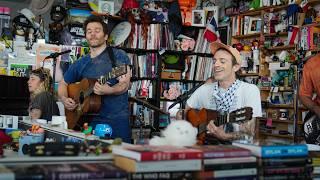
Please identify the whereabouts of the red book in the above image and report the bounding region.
[191,145,252,159]
[112,145,203,161]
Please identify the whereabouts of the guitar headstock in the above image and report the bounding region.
[98,65,127,84]
[229,107,253,123]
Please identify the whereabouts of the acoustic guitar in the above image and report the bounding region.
[186,107,253,144]
[303,112,320,145]
[66,65,127,129]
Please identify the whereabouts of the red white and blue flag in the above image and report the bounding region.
[204,16,220,42]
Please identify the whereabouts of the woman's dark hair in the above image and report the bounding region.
[83,15,109,35]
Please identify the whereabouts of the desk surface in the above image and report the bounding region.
[1,150,113,165]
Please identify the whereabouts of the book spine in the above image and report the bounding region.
[197,168,257,178]
[203,150,251,159]
[129,171,193,180]
[259,157,309,167]
[140,151,202,161]
[261,145,308,158]
[204,162,257,171]
[262,166,306,175]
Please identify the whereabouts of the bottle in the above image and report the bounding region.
[2,7,10,30]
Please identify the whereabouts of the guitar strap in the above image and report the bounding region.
[106,46,116,68]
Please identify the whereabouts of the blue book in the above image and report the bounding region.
[232,142,308,158]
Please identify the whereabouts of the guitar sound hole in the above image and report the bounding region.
[79,92,84,104]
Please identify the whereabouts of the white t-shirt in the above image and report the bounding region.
[187,81,262,118]
[186,80,262,143]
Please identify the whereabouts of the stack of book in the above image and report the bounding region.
[233,142,311,179]
[193,145,257,179]
[307,144,320,179]
[112,145,202,179]
[8,163,127,180]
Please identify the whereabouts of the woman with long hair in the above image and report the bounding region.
[28,67,59,121]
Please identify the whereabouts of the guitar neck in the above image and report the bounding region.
[214,114,230,126]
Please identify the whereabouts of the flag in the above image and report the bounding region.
[287,25,299,45]
[204,16,220,42]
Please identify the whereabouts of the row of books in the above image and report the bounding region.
[112,143,313,178]
[129,53,158,78]
[129,80,154,98]
[124,24,174,50]
[299,25,320,51]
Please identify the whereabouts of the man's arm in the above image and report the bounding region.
[94,65,131,95]
[58,79,77,110]
[300,95,320,118]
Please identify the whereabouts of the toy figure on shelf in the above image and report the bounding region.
[163,83,181,100]
[49,5,66,45]
[82,122,92,135]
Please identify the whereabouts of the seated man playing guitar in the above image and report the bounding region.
[185,42,262,144]
[58,15,132,143]
[299,53,320,144]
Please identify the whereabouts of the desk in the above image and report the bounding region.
[0,121,116,165]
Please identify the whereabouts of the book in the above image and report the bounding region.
[232,142,308,158]
[258,157,310,167]
[112,145,202,161]
[191,145,252,159]
[204,162,257,171]
[196,168,257,179]
[129,171,193,180]
[0,165,14,180]
[203,156,257,165]
[113,155,202,173]
[40,163,127,180]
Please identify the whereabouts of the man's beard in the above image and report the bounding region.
[90,42,105,48]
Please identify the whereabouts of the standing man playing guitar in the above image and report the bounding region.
[299,53,320,144]
[58,15,132,143]
[185,42,262,144]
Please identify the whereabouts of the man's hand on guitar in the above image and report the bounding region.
[62,97,77,111]
[207,120,229,141]
[94,81,113,95]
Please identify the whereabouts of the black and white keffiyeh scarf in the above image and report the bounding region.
[213,80,241,112]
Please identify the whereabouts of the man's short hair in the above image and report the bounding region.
[83,15,109,35]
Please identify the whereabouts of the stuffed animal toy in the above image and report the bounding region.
[163,83,181,100]
[149,120,198,147]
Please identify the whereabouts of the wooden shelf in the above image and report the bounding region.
[232,33,260,39]
[267,45,295,51]
[301,23,320,28]
[161,79,202,83]
[259,118,303,125]
[263,32,288,37]
[260,132,294,139]
[240,8,265,16]
[131,77,158,81]
[259,86,293,92]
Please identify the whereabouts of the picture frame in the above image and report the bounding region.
[248,17,262,34]
[204,6,219,25]
[191,9,205,27]
[98,0,114,15]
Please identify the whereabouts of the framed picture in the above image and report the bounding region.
[204,6,219,25]
[248,17,262,34]
[192,10,205,27]
[98,0,114,15]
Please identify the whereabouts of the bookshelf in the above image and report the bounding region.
[230,1,319,143]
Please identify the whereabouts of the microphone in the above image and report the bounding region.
[168,81,205,110]
[44,50,71,60]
